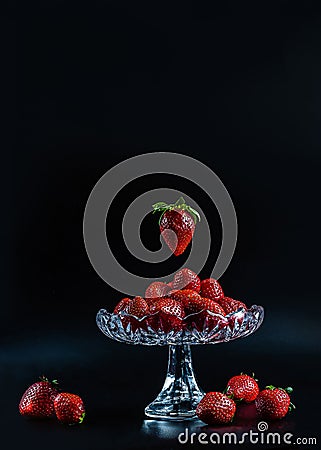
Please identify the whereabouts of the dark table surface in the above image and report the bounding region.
[2,313,320,450]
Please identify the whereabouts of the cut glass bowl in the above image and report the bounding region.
[96,305,264,420]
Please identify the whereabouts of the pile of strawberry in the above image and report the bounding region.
[113,268,248,332]
[196,373,295,425]
[19,376,85,425]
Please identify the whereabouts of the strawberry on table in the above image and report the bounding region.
[54,393,85,425]
[19,376,59,418]
[255,386,295,420]
[173,268,201,292]
[226,373,259,403]
[200,278,224,301]
[152,197,200,256]
[196,392,236,425]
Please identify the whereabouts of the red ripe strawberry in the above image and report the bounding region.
[54,393,85,425]
[170,290,203,314]
[127,296,149,318]
[189,298,227,332]
[120,297,150,332]
[255,386,295,420]
[145,281,170,304]
[200,278,224,301]
[151,298,185,318]
[150,298,185,332]
[196,392,236,425]
[113,297,131,314]
[202,298,225,316]
[218,297,247,314]
[173,268,201,292]
[226,374,259,403]
[19,376,59,418]
[152,197,200,256]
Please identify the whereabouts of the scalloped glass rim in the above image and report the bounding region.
[96,305,264,346]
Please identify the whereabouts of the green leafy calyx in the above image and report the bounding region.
[152,197,201,225]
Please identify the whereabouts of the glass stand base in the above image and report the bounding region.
[144,344,205,420]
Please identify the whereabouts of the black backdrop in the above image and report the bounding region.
[3,2,321,449]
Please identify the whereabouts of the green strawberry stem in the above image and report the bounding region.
[222,387,242,403]
[240,371,259,382]
[79,412,86,424]
[289,402,296,411]
[265,385,295,411]
[265,385,293,394]
[39,375,59,387]
[152,197,201,225]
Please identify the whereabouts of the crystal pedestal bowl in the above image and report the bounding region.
[96,305,264,420]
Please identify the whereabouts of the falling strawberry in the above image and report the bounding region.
[173,268,201,292]
[200,278,224,301]
[226,373,259,403]
[196,392,236,425]
[113,297,132,314]
[218,297,247,315]
[255,386,295,420]
[152,197,200,256]
[19,376,59,418]
[54,393,85,425]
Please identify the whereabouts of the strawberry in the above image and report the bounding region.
[113,297,131,314]
[149,298,185,332]
[218,297,247,315]
[127,296,149,318]
[167,281,174,290]
[120,296,150,332]
[196,392,236,425]
[255,386,295,420]
[200,278,224,301]
[173,268,201,292]
[54,393,85,425]
[202,298,226,316]
[19,376,59,418]
[152,197,200,256]
[193,298,227,332]
[151,298,185,318]
[145,281,170,304]
[170,289,203,314]
[226,374,259,403]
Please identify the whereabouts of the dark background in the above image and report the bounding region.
[3,1,321,449]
